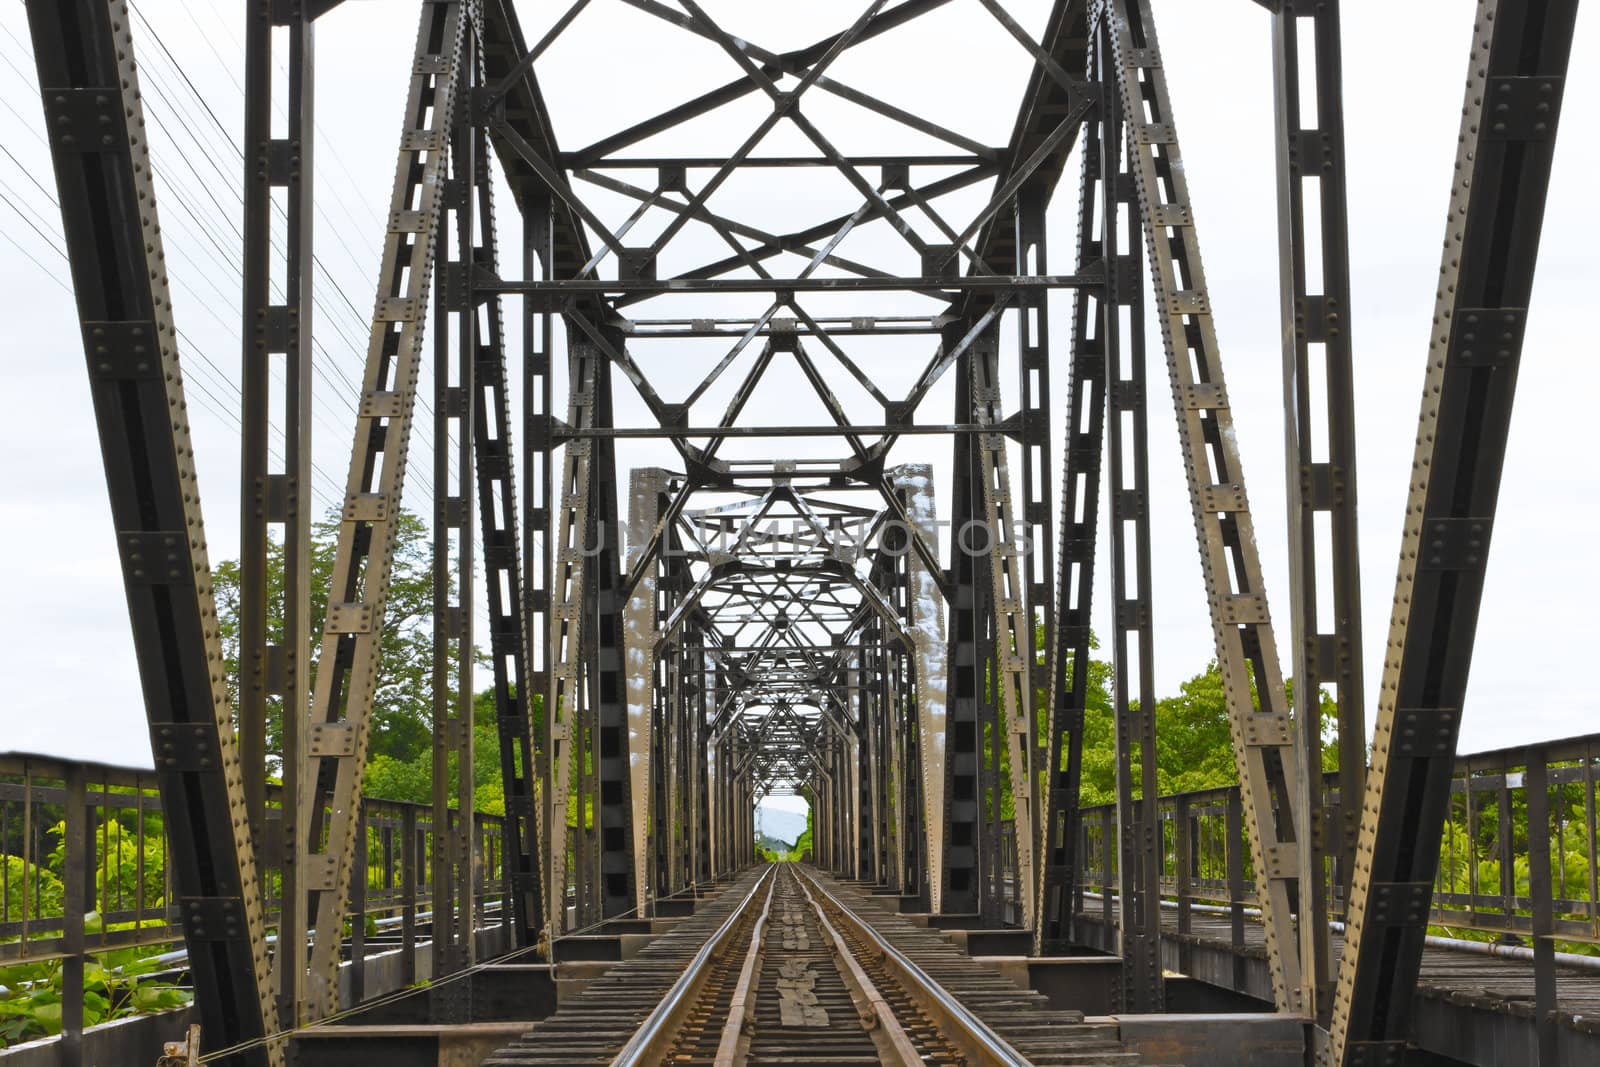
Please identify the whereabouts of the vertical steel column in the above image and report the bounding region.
[1328,1,1579,1060]
[1267,0,1365,1023]
[546,340,598,934]
[240,0,316,1031]
[294,0,467,1019]
[431,42,477,980]
[1015,187,1054,799]
[585,339,636,920]
[522,192,555,930]
[651,639,673,896]
[1107,0,1307,1012]
[464,70,542,948]
[1107,31,1163,1011]
[856,644,876,880]
[624,469,669,910]
[1099,15,1163,1010]
[1037,96,1108,956]
[694,645,712,885]
[944,337,986,917]
[970,328,1038,930]
[869,640,890,883]
[665,627,689,890]
[24,2,278,1057]
[893,465,945,911]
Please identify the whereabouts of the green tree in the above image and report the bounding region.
[0,857,63,921]
[1058,648,1341,804]
[212,510,441,769]
[363,688,509,814]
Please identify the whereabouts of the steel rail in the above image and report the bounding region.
[710,871,778,1066]
[609,866,777,1067]
[795,869,1032,1067]
[791,868,927,1065]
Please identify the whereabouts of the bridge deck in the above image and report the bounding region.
[1076,905,1600,1064]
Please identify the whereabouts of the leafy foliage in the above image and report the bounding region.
[212,510,442,770]
[0,914,190,1048]
[0,856,63,922]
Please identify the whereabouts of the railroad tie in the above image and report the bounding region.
[775,912,829,1027]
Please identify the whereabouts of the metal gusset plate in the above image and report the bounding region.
[1106,0,1307,1013]
[294,0,467,1020]
[1329,1,1580,1061]
[24,2,277,1060]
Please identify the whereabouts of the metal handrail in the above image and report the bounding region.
[609,865,777,1067]
[796,868,1031,1067]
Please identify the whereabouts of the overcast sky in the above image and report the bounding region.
[1,0,1595,818]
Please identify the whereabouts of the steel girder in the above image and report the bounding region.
[624,468,671,911]
[290,0,467,1017]
[465,99,544,956]
[1036,75,1109,960]
[24,2,277,1060]
[943,336,999,922]
[1258,0,1367,1025]
[238,0,320,1033]
[971,330,1039,931]
[1096,13,1164,1009]
[431,50,479,986]
[546,340,597,933]
[1106,0,1309,1012]
[894,466,948,912]
[584,334,636,925]
[1328,1,1580,1062]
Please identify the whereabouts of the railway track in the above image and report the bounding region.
[484,865,1157,1066]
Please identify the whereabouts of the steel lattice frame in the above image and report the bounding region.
[22,0,1587,1056]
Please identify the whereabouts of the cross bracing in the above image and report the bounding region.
[7,0,1587,1064]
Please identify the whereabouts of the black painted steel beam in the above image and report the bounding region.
[24,2,275,1060]
[1330,1,1580,1061]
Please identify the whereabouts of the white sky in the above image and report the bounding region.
[1,1,1596,796]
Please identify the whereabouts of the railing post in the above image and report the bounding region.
[1586,744,1598,937]
[401,805,417,986]
[1499,770,1515,923]
[350,807,368,1006]
[61,764,87,1064]
[1525,750,1556,1064]
[1226,786,1247,991]
[1175,795,1192,937]
[1101,807,1114,927]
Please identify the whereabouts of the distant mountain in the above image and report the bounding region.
[757,833,792,855]
[756,806,807,846]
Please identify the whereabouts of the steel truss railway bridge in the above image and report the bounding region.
[5,0,1593,1064]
